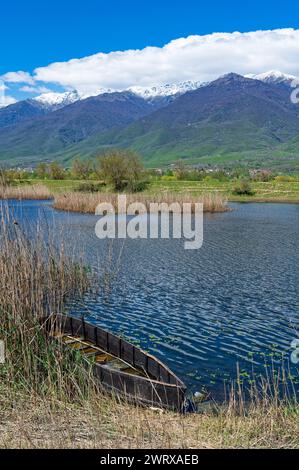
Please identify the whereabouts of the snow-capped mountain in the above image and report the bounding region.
[128,80,204,99]
[1,70,298,115]
[246,70,297,86]
[11,72,298,114]
[33,87,117,110]
[3,72,299,169]
[32,81,204,110]
[33,90,82,110]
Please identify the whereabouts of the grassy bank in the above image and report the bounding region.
[0,385,298,448]
[147,179,299,203]
[5,178,299,203]
[0,182,228,213]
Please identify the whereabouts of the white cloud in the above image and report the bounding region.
[3,28,299,97]
[30,28,299,94]
[1,71,35,85]
[19,85,52,94]
[0,94,17,108]
[0,81,16,107]
[0,82,8,91]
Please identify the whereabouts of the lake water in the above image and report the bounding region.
[3,199,299,399]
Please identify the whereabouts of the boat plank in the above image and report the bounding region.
[42,314,187,411]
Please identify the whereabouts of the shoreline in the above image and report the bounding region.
[2,179,299,209]
[2,194,299,209]
[230,198,299,204]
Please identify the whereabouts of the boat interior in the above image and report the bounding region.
[52,331,146,377]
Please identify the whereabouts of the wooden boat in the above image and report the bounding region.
[42,314,187,411]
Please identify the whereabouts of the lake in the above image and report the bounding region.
[3,199,299,399]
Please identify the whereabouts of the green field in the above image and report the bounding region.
[31,178,299,204]
[147,179,299,203]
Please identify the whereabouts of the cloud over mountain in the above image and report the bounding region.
[1,71,35,85]
[0,82,17,108]
[2,28,299,99]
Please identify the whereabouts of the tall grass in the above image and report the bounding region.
[0,184,52,200]
[53,191,228,213]
[0,205,91,399]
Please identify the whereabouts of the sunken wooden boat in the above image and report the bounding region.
[42,314,187,411]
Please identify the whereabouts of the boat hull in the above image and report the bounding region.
[43,314,187,411]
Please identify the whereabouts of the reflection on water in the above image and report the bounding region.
[2,199,299,398]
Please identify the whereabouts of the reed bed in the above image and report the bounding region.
[53,191,228,214]
[0,207,91,398]
[0,184,53,200]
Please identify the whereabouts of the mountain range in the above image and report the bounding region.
[0,71,299,169]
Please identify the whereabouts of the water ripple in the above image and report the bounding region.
[4,200,299,398]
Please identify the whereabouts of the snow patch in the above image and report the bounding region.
[33,90,82,109]
[246,70,297,84]
[128,81,204,99]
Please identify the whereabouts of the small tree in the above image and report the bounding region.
[71,158,92,180]
[48,162,65,180]
[174,160,188,180]
[98,150,144,192]
[232,179,255,196]
[36,163,47,179]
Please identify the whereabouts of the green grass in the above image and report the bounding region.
[8,177,299,203]
[145,179,299,203]
[34,178,86,192]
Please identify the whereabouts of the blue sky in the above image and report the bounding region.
[2,0,299,73]
[1,0,299,104]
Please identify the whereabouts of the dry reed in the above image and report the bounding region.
[0,205,91,398]
[53,191,228,214]
[0,184,52,200]
[0,383,298,448]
